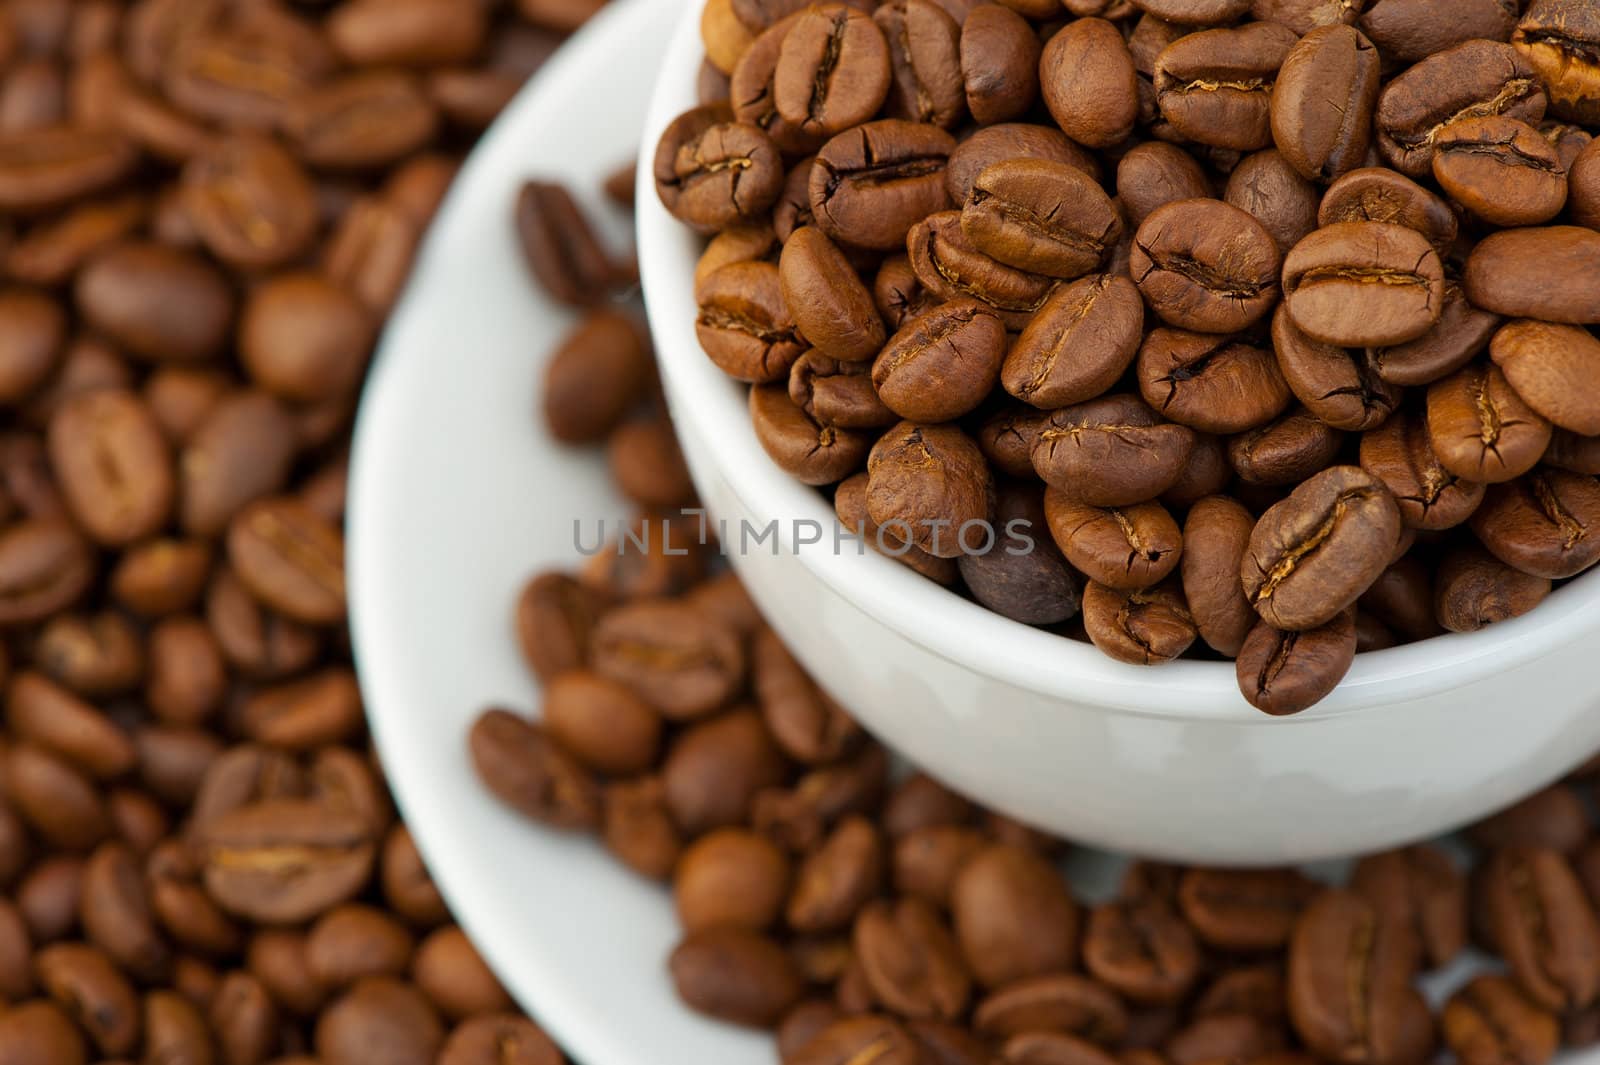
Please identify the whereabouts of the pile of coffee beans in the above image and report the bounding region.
[652,0,1600,713]
[0,0,615,1062]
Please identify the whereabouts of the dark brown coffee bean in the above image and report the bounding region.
[951,843,1079,989]
[780,227,885,362]
[439,1014,564,1065]
[866,421,992,559]
[76,241,232,362]
[810,121,956,251]
[227,498,345,626]
[1426,363,1553,484]
[964,159,1120,280]
[1179,867,1317,952]
[773,4,890,138]
[0,899,32,999]
[285,71,439,170]
[908,211,1055,329]
[469,708,599,830]
[0,289,64,404]
[958,3,1039,126]
[869,0,962,131]
[789,351,895,430]
[1003,274,1144,410]
[1272,309,1401,434]
[1491,320,1600,435]
[1131,200,1281,334]
[7,670,134,779]
[46,387,172,546]
[1116,148,1202,239]
[35,942,138,1057]
[1376,39,1548,178]
[1224,150,1320,257]
[1350,844,1467,970]
[240,273,373,403]
[1469,468,1600,579]
[1358,409,1484,530]
[946,123,1100,207]
[81,841,168,980]
[1443,974,1561,1065]
[0,1000,87,1065]
[873,298,1005,422]
[1288,889,1433,1065]
[1513,0,1600,126]
[1083,896,1200,1007]
[1156,22,1299,152]
[1464,226,1600,326]
[1082,579,1197,666]
[873,255,937,332]
[542,310,652,445]
[315,977,444,1065]
[1236,609,1357,715]
[1356,0,1515,63]
[971,972,1128,1043]
[1041,18,1138,149]
[1045,490,1181,591]
[514,179,618,306]
[1138,328,1291,435]
[853,897,971,1020]
[5,742,108,850]
[1435,543,1550,634]
[1481,846,1600,1012]
[697,260,807,384]
[0,125,135,212]
[1282,222,1444,348]
[665,708,790,835]
[671,926,805,1027]
[1032,395,1195,507]
[1373,285,1499,392]
[790,1015,923,1065]
[135,724,223,808]
[1272,26,1380,181]
[1434,116,1569,228]
[958,483,1080,625]
[1180,496,1257,657]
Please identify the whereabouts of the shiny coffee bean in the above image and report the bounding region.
[1137,328,1291,435]
[779,227,884,362]
[1433,116,1570,227]
[873,298,1005,423]
[1271,307,1401,433]
[1003,274,1144,411]
[963,159,1121,280]
[1480,846,1600,1012]
[1044,490,1181,592]
[1463,226,1600,326]
[1131,199,1281,334]
[1155,22,1299,152]
[1224,150,1320,257]
[1272,26,1381,181]
[1040,18,1138,150]
[810,120,954,251]
[875,0,964,129]
[1282,222,1444,348]
[1490,320,1600,435]
[1082,580,1198,666]
[908,210,1055,329]
[697,261,806,384]
[866,421,992,559]
[1182,496,1258,658]
[1358,410,1484,531]
[751,382,873,486]
[1513,0,1600,126]
[1426,362,1552,484]
[958,3,1039,126]
[1236,609,1357,715]
[1032,394,1195,507]
[1469,468,1600,580]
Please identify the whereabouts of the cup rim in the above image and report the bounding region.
[634,5,1600,723]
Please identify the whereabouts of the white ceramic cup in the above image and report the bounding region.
[635,5,1600,865]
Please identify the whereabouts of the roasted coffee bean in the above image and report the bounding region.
[1442,974,1561,1065]
[227,498,346,626]
[957,4,1038,126]
[1138,328,1291,435]
[780,227,884,362]
[908,211,1055,329]
[1179,867,1317,952]
[1164,1012,1287,1064]
[1317,168,1457,253]
[1181,496,1258,658]
[873,254,937,331]
[671,926,805,1027]
[178,391,296,537]
[35,942,139,1056]
[0,288,65,404]
[1032,394,1195,507]
[1040,18,1138,149]
[286,71,440,171]
[1282,223,1444,348]
[469,708,601,832]
[1082,579,1197,666]
[1426,363,1553,484]
[315,977,444,1065]
[1083,896,1201,1006]
[951,843,1079,989]
[1513,0,1600,126]
[1433,116,1570,228]
[853,896,970,1020]
[752,627,860,765]
[439,1014,565,1065]
[76,241,233,363]
[414,925,512,1020]
[945,123,1099,207]
[81,840,168,980]
[1471,786,1589,857]
[606,418,695,509]
[240,273,373,403]
[1349,844,1467,970]
[789,1015,923,1065]
[1119,143,1211,232]
[789,351,894,430]
[663,709,788,835]
[1356,0,1516,63]
[1469,468,1600,580]
[1288,889,1433,1065]
[1003,274,1144,410]
[1463,226,1600,325]
[1224,150,1320,257]
[1370,281,1498,389]
[774,4,891,138]
[1491,320,1600,435]
[1155,22,1299,152]
[1272,26,1381,181]
[697,261,807,384]
[7,670,134,779]
[5,742,108,850]
[785,816,881,932]
[751,382,873,485]
[1481,847,1600,1012]
[873,298,1005,422]
[110,538,212,618]
[181,133,317,271]
[1376,39,1548,178]
[1236,609,1357,715]
[1131,200,1281,334]
[866,421,992,559]
[1242,466,1400,631]
[1571,137,1600,228]
[697,223,781,300]
[875,0,965,129]
[1272,308,1400,433]
[1358,410,1483,531]
[542,670,664,778]
[971,971,1129,1043]
[542,311,652,445]
[963,159,1120,280]
[44,387,172,547]
[0,125,136,212]
[958,483,1080,626]
[195,797,377,926]
[1045,490,1182,592]
[514,179,618,307]
[0,1000,87,1065]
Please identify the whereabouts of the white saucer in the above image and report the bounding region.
[346,1,1596,1060]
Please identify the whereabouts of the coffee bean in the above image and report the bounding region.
[671,926,805,1027]
[379,825,448,928]
[958,483,1081,626]
[1083,897,1201,1007]
[1442,974,1561,1065]
[1481,847,1600,1012]
[0,125,135,212]
[1271,310,1401,434]
[1224,150,1320,257]
[240,273,374,404]
[1041,18,1138,149]
[195,797,376,925]
[1138,328,1291,435]
[76,241,233,363]
[1571,137,1600,228]
[874,0,965,129]
[469,709,600,831]
[439,1014,565,1065]
[908,211,1056,329]
[1369,282,1498,390]
[963,159,1121,280]
[789,351,894,430]
[227,498,346,626]
[1469,468,1600,580]
[6,670,134,779]
[1032,394,1195,507]
[663,709,788,835]
[971,971,1129,1043]
[1155,22,1299,152]
[1464,226,1600,325]
[1165,1012,1286,1064]
[5,742,108,850]
[0,1000,87,1065]
[945,123,1099,207]
[1236,609,1357,715]
[873,298,1005,422]
[866,421,992,559]
[315,977,444,1065]
[1356,410,1480,532]
[774,4,890,138]
[1118,143,1210,232]
[1003,274,1144,410]
[697,260,807,384]
[181,133,317,271]
[1045,490,1181,591]
[1349,844,1467,970]
[0,289,65,404]
[1283,222,1444,348]
[957,3,1039,126]
[1471,785,1590,856]
[1376,39,1548,178]
[414,925,512,1021]
[1082,579,1197,666]
[1272,26,1381,181]
[81,841,168,980]
[542,310,652,445]
[1490,321,1600,435]
[779,227,884,362]
[853,896,971,1020]
[109,538,212,618]
[35,942,139,1056]
[1433,116,1570,227]
[789,1015,923,1065]
[751,382,873,486]
[1131,199,1281,334]
[1180,496,1257,657]
[1513,0,1600,126]
[1426,362,1552,484]
[951,844,1079,989]
[750,627,859,766]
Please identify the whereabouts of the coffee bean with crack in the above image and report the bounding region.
[1282,222,1444,348]
[695,261,808,384]
[1136,328,1292,435]
[1130,199,1281,334]
[1154,22,1300,152]
[1082,580,1197,666]
[1271,306,1403,433]
[1358,410,1485,531]
[774,4,892,138]
[871,298,1006,423]
[1425,362,1552,484]
[1271,25,1383,181]
[961,159,1122,280]
[652,106,784,233]
[809,119,954,251]
[1031,394,1196,507]
[1236,609,1357,716]
[1002,274,1144,411]
[1469,468,1600,580]
[907,211,1056,331]
[1513,0,1600,125]
[1044,490,1182,591]
[866,421,993,559]
[1242,465,1402,631]
[1432,116,1570,227]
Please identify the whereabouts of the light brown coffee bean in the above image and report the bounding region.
[1003,274,1144,411]
[1426,362,1553,484]
[671,926,805,1027]
[951,843,1080,989]
[1470,468,1600,580]
[1041,18,1138,149]
[197,799,378,925]
[46,387,172,546]
[1282,222,1445,348]
[1490,320,1600,435]
[1358,410,1484,531]
[75,241,232,363]
[227,498,346,626]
